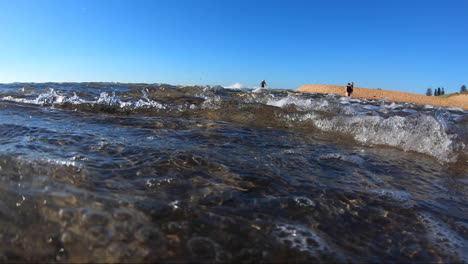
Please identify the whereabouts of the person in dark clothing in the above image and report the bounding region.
[260,80,266,88]
[346,82,354,97]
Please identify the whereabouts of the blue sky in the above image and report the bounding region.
[0,0,467,93]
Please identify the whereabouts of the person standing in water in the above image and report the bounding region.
[260,80,267,88]
[346,82,354,97]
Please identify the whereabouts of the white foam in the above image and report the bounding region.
[339,97,350,104]
[362,105,379,110]
[96,92,119,105]
[224,83,247,89]
[203,85,225,92]
[341,105,358,115]
[266,96,331,112]
[272,223,330,255]
[417,212,467,262]
[201,95,222,109]
[402,109,417,114]
[45,158,79,167]
[1,88,66,106]
[67,92,87,104]
[293,196,316,208]
[308,114,462,163]
[133,99,166,109]
[447,107,465,112]
[318,153,365,166]
[386,102,403,109]
[1,96,37,104]
[424,104,436,109]
[2,88,170,111]
[370,189,413,204]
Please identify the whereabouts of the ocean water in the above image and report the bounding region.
[0,82,466,263]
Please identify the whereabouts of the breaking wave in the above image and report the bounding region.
[1,83,465,163]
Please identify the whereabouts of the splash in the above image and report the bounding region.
[224,83,248,90]
[310,114,462,162]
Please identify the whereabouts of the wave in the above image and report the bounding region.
[1,84,466,163]
[301,113,463,162]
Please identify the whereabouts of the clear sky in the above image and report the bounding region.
[0,0,467,93]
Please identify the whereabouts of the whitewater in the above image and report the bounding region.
[0,82,466,262]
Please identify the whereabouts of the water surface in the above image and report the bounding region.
[0,83,466,262]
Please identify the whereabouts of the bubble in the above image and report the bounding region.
[293,196,316,208]
[145,176,177,189]
[272,223,332,257]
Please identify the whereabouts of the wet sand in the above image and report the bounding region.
[296,85,468,110]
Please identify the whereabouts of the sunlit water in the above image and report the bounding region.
[0,82,466,263]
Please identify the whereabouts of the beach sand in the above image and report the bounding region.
[296,85,468,110]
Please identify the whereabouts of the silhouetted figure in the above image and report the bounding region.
[346,82,354,97]
[438,87,441,96]
[260,80,266,88]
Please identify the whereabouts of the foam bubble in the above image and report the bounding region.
[133,99,166,109]
[293,196,316,208]
[45,158,79,167]
[201,95,222,109]
[273,223,328,254]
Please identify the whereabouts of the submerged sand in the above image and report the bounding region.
[296,85,468,110]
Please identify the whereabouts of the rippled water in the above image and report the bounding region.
[0,82,466,263]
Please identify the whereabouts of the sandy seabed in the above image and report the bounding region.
[296,85,468,110]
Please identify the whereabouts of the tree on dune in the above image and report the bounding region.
[461,85,467,93]
[426,88,432,96]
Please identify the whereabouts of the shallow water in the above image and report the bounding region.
[0,82,466,262]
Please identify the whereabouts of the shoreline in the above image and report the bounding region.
[296,85,468,110]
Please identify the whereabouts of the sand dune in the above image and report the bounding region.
[296,85,468,110]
